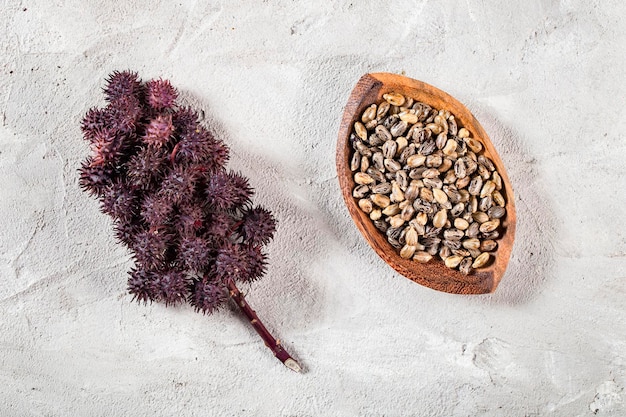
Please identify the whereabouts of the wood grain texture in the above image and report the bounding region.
[336,73,516,294]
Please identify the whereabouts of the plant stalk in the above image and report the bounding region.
[226,279,301,373]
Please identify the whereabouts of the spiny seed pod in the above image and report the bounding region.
[78,71,299,371]
[145,78,178,110]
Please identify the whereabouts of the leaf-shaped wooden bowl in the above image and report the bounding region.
[336,73,516,294]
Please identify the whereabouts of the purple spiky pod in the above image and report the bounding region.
[126,146,169,190]
[103,70,142,101]
[238,206,276,246]
[149,268,188,306]
[179,236,212,271]
[89,128,125,167]
[107,96,143,133]
[128,266,157,304]
[146,78,178,110]
[158,165,198,205]
[81,107,110,141]
[188,278,227,314]
[173,127,219,165]
[113,218,145,248]
[215,242,247,282]
[142,113,173,148]
[177,203,205,236]
[78,157,116,197]
[206,210,235,240]
[172,106,199,136]
[206,171,252,210]
[140,194,174,227]
[132,228,171,270]
[239,244,268,283]
[101,182,137,221]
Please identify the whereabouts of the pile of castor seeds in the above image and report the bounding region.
[349,92,506,275]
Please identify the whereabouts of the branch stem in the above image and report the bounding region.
[226,279,301,373]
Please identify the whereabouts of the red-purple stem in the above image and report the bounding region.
[226,279,301,372]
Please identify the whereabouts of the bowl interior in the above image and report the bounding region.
[336,73,516,294]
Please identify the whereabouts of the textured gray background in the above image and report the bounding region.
[1,0,625,416]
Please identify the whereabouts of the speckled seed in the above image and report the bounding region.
[459,257,472,275]
[354,172,374,185]
[488,206,506,219]
[455,176,471,190]
[370,209,382,221]
[443,139,457,156]
[415,212,428,226]
[492,171,502,190]
[405,183,420,200]
[478,155,496,172]
[391,182,405,202]
[389,215,405,229]
[479,195,492,212]
[420,187,434,202]
[466,222,480,238]
[492,190,505,207]
[377,102,390,119]
[433,209,447,228]
[472,211,489,223]
[433,188,449,205]
[371,194,391,208]
[443,229,464,241]
[454,159,467,179]
[399,111,418,124]
[462,238,480,250]
[366,167,385,183]
[480,240,498,252]
[422,168,440,179]
[361,104,377,123]
[396,136,408,155]
[448,116,458,136]
[400,244,417,259]
[354,122,367,140]
[413,251,433,263]
[480,180,496,198]
[372,152,384,171]
[360,156,370,173]
[390,121,408,137]
[382,140,398,159]
[479,219,500,233]
[465,137,483,153]
[401,205,415,221]
[426,154,443,168]
[384,158,401,173]
[375,125,392,142]
[444,255,463,269]
[353,185,370,198]
[350,152,360,171]
[383,92,406,107]
[405,227,419,246]
[454,218,469,230]
[472,252,490,268]
[382,204,400,216]
[468,176,483,196]
[438,158,453,173]
[358,198,373,213]
[458,128,470,138]
[407,154,426,168]
[371,182,391,194]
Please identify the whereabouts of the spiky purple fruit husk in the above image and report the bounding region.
[79,71,298,371]
[239,206,276,246]
[146,79,178,110]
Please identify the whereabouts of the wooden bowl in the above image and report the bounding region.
[336,73,516,294]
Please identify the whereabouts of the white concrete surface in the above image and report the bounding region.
[1,1,625,416]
